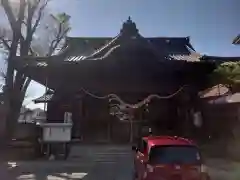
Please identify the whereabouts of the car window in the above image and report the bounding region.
[149,145,201,165]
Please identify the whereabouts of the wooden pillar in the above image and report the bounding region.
[139,108,143,139]
[178,87,192,137]
[71,93,84,141]
[107,118,111,142]
[78,95,84,141]
[130,117,133,143]
[184,107,191,137]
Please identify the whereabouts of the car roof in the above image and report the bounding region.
[142,136,196,147]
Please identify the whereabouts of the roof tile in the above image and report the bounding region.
[199,84,229,98]
[33,94,53,103]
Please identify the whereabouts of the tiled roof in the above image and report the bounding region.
[36,61,48,67]
[64,37,112,56]
[62,36,192,62]
[33,94,53,103]
[62,18,193,60]
[14,18,201,68]
[66,55,86,62]
[60,19,194,62]
[169,53,201,62]
[33,90,54,103]
[199,84,230,98]
[14,18,223,75]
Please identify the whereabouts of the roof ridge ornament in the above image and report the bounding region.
[120,16,139,37]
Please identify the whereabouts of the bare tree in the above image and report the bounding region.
[0,0,70,140]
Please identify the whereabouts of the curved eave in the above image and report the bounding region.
[12,57,60,90]
[33,94,53,104]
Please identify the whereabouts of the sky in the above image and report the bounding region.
[1,0,240,109]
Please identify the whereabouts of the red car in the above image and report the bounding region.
[132,136,210,180]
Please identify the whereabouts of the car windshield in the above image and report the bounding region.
[149,145,201,165]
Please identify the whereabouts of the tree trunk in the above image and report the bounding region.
[5,90,24,141]
[4,29,21,141]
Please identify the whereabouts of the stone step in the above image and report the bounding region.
[68,145,133,162]
[68,153,133,158]
[70,148,132,152]
[69,145,131,153]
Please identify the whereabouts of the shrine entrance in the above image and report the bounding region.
[68,86,189,144]
[80,120,110,143]
[44,84,196,145]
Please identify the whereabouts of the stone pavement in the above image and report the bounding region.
[2,159,239,180]
[0,144,134,180]
[1,144,240,180]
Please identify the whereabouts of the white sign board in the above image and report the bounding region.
[193,112,202,128]
[40,123,72,142]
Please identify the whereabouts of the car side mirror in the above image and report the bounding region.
[132,146,137,151]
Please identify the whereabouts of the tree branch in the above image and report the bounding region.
[47,26,70,56]
[48,23,63,52]
[1,0,17,31]
[0,69,7,79]
[22,0,39,50]
[14,72,24,90]
[0,36,11,50]
[17,0,26,24]
[31,0,50,37]
[19,34,37,56]
[21,0,49,55]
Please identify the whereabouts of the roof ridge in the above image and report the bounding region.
[66,36,112,39]
[66,36,189,40]
[147,36,189,39]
